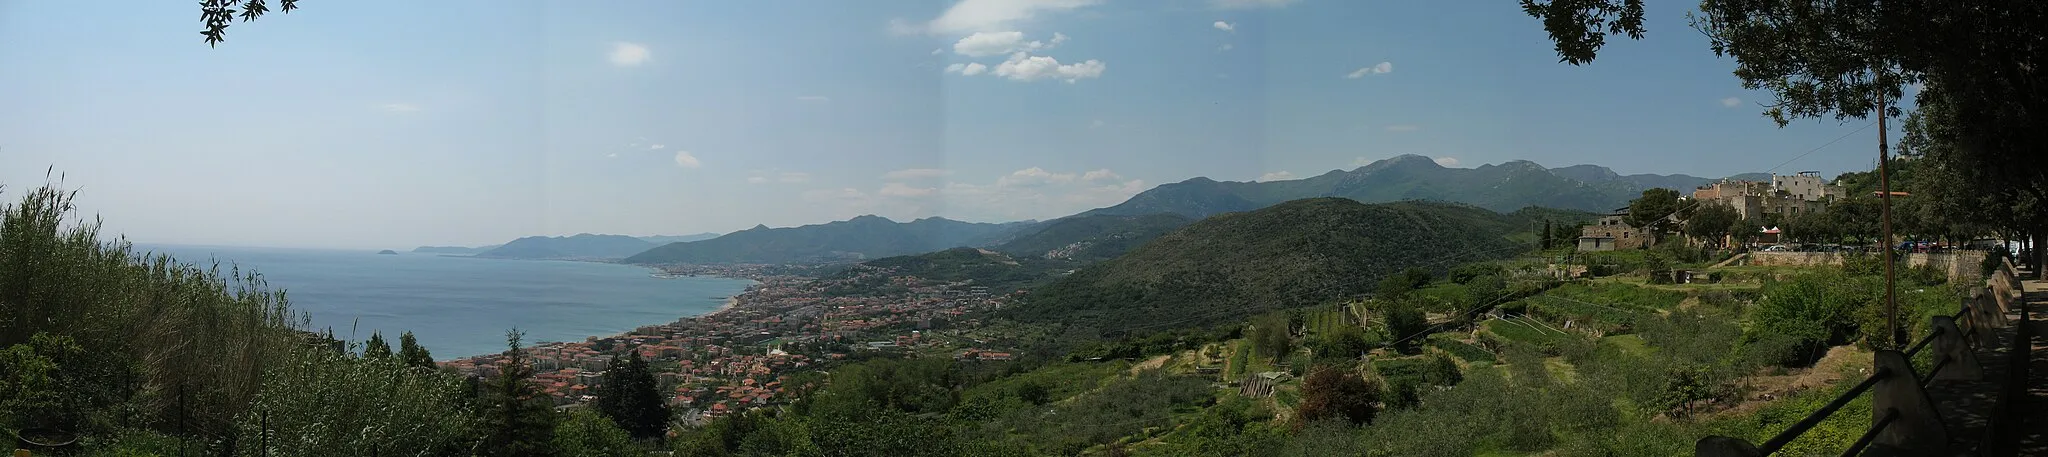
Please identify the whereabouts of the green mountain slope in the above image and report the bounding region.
[830,247,1071,294]
[637,233,723,245]
[475,234,653,259]
[1005,198,1527,336]
[995,213,1194,262]
[1078,155,1753,219]
[622,216,1030,265]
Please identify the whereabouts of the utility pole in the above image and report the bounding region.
[1875,68,1900,349]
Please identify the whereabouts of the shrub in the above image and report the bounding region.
[1297,366,1381,425]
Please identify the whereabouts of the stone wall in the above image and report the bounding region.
[1742,250,1987,283]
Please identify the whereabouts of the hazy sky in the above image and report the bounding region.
[0,0,1908,250]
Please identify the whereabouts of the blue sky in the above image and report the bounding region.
[0,0,1903,249]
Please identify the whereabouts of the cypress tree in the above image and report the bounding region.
[596,348,670,440]
[397,331,435,369]
[363,331,392,359]
[479,329,557,456]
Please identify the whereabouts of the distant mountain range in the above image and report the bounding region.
[636,233,723,245]
[1004,198,1533,335]
[623,216,1036,265]
[414,233,724,259]
[993,214,1194,262]
[1078,155,1756,219]
[425,157,1742,266]
[475,234,656,260]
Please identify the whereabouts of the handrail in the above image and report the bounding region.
[1698,265,2003,457]
[1752,368,1891,454]
[1982,258,2030,456]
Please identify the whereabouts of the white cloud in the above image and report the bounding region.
[747,177,769,184]
[1433,157,1460,167]
[1081,169,1121,181]
[884,168,952,180]
[649,144,666,150]
[1217,43,1234,51]
[606,152,619,158]
[673,151,702,168]
[1089,119,1106,129]
[1213,21,1235,32]
[990,52,1105,83]
[796,95,831,102]
[778,172,811,183]
[922,0,1100,35]
[879,182,940,198]
[1213,0,1298,8]
[952,31,1068,57]
[608,42,651,67]
[1720,97,1742,107]
[997,167,1079,187]
[379,103,421,113]
[1385,125,1420,132]
[943,62,991,76]
[931,48,946,55]
[888,18,924,36]
[1346,61,1394,78]
[1257,171,1295,182]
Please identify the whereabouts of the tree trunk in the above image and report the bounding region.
[2034,228,2046,280]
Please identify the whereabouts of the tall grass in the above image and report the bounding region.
[0,181,303,437]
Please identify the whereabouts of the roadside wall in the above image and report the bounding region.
[1743,251,1987,283]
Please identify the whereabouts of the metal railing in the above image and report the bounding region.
[1696,258,2016,457]
[1982,257,2033,457]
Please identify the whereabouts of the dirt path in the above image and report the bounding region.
[1129,354,1171,375]
[1705,345,1872,419]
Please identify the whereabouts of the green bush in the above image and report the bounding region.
[228,348,478,457]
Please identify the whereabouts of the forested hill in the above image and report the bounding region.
[1076,154,1753,219]
[827,247,1071,295]
[622,216,1032,265]
[1005,198,1528,336]
[994,213,1193,262]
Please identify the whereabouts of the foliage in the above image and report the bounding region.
[595,350,670,440]
[1,183,300,437]
[1425,334,1495,363]
[398,331,435,370]
[1746,271,1877,365]
[198,0,301,47]
[228,347,477,457]
[1006,199,1526,336]
[1297,366,1381,425]
[994,213,1193,262]
[1377,267,1433,300]
[363,332,393,359]
[1684,201,1742,247]
[1378,302,1430,354]
[1250,313,1294,362]
[1623,188,1681,235]
[554,408,639,457]
[477,330,557,457]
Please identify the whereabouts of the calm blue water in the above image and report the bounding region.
[135,244,754,359]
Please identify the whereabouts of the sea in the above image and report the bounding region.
[133,244,755,359]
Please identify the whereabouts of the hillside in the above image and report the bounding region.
[994,213,1193,262]
[637,233,723,245]
[623,216,1030,265]
[830,247,1071,294]
[1006,198,1528,335]
[1077,155,1750,219]
[475,234,654,260]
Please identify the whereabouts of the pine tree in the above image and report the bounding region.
[478,329,557,456]
[363,331,392,359]
[596,348,671,440]
[397,331,435,369]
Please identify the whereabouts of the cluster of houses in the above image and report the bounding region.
[1578,172,1848,251]
[441,262,1026,425]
